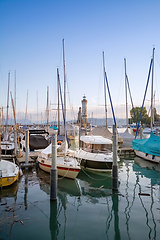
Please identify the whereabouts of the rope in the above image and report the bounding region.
[58,167,70,180]
[81,167,111,181]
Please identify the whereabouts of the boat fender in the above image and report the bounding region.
[57,141,62,145]
[19,168,23,177]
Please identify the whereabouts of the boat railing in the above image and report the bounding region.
[83,147,111,155]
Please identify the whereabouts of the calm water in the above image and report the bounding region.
[0,156,160,240]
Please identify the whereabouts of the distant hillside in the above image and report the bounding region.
[2,117,127,127]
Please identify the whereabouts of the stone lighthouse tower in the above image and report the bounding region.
[82,94,87,126]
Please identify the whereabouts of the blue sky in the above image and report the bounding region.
[0,0,160,123]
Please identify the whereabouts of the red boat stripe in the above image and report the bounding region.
[39,162,80,172]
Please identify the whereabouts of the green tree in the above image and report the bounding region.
[130,107,149,125]
[154,108,160,124]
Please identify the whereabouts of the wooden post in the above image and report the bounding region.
[50,133,57,201]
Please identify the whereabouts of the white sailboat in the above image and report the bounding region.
[68,135,118,172]
[119,58,136,147]
[38,38,80,179]
[1,73,15,159]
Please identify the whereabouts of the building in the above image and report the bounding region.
[82,94,88,126]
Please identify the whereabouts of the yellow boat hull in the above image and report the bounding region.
[1,171,19,187]
[0,160,20,187]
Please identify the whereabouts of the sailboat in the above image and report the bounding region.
[1,73,15,159]
[38,38,80,179]
[88,52,123,144]
[0,160,20,187]
[132,48,160,163]
[0,132,20,187]
[119,58,136,147]
[67,52,120,172]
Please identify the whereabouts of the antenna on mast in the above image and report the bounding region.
[25,90,28,125]
[37,91,38,127]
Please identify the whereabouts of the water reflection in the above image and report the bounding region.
[132,157,159,239]
[133,156,160,185]
[24,174,28,210]
[112,193,121,240]
[50,201,59,240]
[7,160,158,240]
[77,169,113,200]
[0,180,18,200]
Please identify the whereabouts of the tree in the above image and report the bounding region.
[130,107,149,125]
[154,108,160,124]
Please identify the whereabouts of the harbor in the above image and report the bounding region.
[1,1,160,239]
[0,155,160,240]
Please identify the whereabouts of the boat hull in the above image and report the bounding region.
[0,160,20,187]
[38,160,80,180]
[72,149,114,172]
[134,150,160,164]
[80,159,112,172]
[1,174,19,187]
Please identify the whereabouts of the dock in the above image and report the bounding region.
[16,154,36,169]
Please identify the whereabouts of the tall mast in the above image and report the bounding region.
[153,91,155,126]
[2,106,3,127]
[14,70,16,115]
[57,68,60,135]
[14,70,17,155]
[46,86,49,129]
[63,38,66,153]
[124,58,128,129]
[151,47,155,131]
[37,91,38,127]
[25,90,28,125]
[102,52,107,128]
[6,72,10,130]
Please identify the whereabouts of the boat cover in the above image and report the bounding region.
[88,127,123,143]
[80,135,112,144]
[132,131,160,156]
[40,143,62,159]
[29,135,49,151]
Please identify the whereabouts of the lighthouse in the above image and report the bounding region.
[81,94,87,126]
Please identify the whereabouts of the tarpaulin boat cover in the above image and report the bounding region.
[132,131,160,156]
[80,135,112,145]
[88,127,123,143]
[29,135,49,151]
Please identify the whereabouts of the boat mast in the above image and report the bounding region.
[14,70,16,115]
[151,47,155,131]
[46,86,49,130]
[57,68,60,135]
[4,72,10,141]
[63,38,66,155]
[6,72,10,131]
[102,52,107,128]
[25,90,28,125]
[14,70,17,155]
[124,58,128,129]
[37,91,38,127]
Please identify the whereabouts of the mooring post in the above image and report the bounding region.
[112,125,118,191]
[50,133,57,201]
[25,130,29,166]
